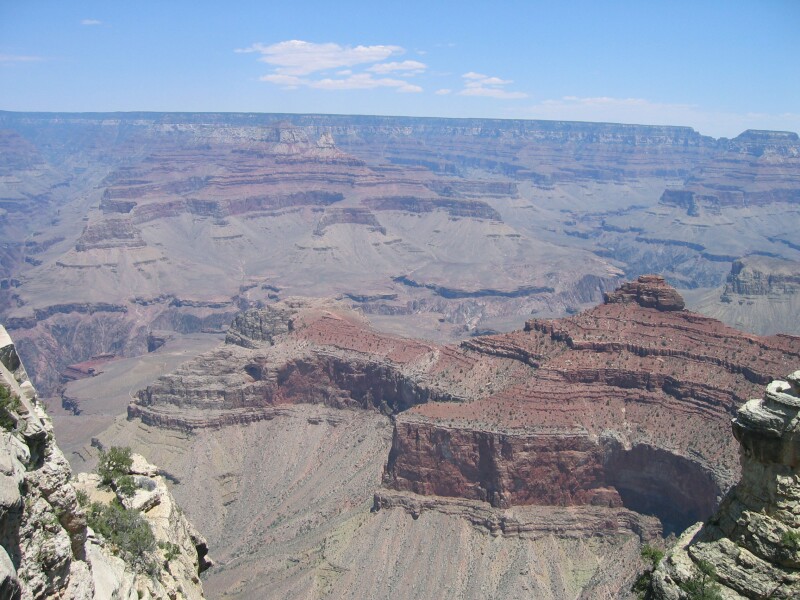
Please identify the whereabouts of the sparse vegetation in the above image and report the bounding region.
[158,540,181,562]
[679,559,723,600]
[97,446,134,486]
[87,499,157,573]
[115,474,137,498]
[0,385,21,431]
[781,529,800,551]
[632,544,664,599]
[97,446,139,497]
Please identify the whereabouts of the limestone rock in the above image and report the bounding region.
[651,370,800,599]
[0,324,209,599]
[603,274,686,311]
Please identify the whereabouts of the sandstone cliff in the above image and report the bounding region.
[651,370,800,599]
[0,324,209,599]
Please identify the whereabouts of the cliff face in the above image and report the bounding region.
[0,324,209,599]
[723,256,800,297]
[652,370,800,599]
[688,256,800,336]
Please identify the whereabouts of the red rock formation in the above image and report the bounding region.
[129,280,800,533]
[602,274,685,311]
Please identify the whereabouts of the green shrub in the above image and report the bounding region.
[97,446,133,486]
[679,559,723,600]
[632,544,665,598]
[158,540,181,562]
[782,529,800,551]
[87,500,156,571]
[75,489,89,507]
[641,544,664,567]
[0,385,21,431]
[115,475,137,498]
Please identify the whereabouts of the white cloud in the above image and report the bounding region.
[0,54,44,63]
[241,39,425,94]
[81,19,102,26]
[260,74,304,88]
[458,72,527,99]
[368,60,426,74]
[236,40,402,75]
[261,72,422,93]
[311,74,422,92]
[435,88,452,95]
[523,95,800,138]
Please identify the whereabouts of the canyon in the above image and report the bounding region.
[56,276,796,598]
[1,112,799,400]
[2,111,800,597]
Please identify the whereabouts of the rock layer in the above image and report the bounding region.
[129,279,800,537]
[4,112,800,399]
[603,274,686,311]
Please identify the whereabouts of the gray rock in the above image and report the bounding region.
[225,305,295,349]
[651,370,800,598]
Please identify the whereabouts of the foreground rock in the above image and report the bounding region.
[0,324,208,599]
[651,370,800,599]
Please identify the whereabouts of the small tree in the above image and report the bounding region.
[680,559,723,600]
[97,446,133,486]
[0,385,21,431]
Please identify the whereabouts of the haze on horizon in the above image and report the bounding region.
[1,0,798,138]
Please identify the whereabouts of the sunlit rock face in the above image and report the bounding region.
[652,371,800,599]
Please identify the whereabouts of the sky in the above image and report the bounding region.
[1,0,798,138]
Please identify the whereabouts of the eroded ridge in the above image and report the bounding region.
[129,278,800,536]
[652,371,800,599]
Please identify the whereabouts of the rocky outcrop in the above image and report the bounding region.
[364,196,502,220]
[313,207,386,236]
[0,324,209,599]
[224,305,296,349]
[722,256,800,298]
[603,274,686,311]
[651,371,800,599]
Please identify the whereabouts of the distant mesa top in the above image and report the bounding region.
[603,274,685,311]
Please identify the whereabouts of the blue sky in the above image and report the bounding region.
[1,0,798,137]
